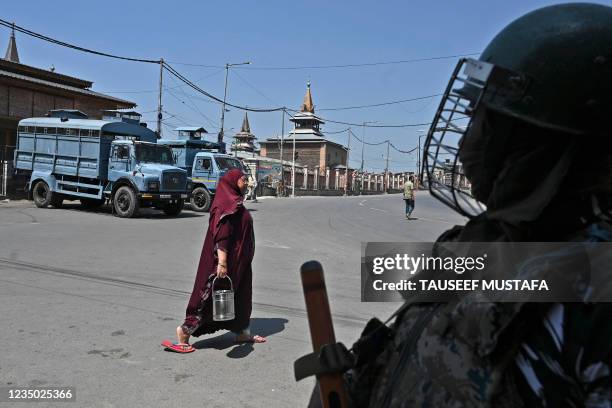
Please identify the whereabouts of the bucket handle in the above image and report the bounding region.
[212,275,233,292]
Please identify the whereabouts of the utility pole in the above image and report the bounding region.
[280,109,285,196]
[157,58,164,138]
[360,121,377,195]
[417,129,426,188]
[385,140,390,193]
[218,64,229,146]
[291,130,296,198]
[344,128,351,196]
[417,135,422,176]
[218,61,251,150]
[360,123,365,172]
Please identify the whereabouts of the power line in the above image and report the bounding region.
[325,128,350,135]
[231,69,281,107]
[389,142,418,154]
[0,20,463,128]
[101,68,225,94]
[0,19,160,64]
[348,129,387,146]
[163,62,285,113]
[162,90,220,130]
[166,52,479,70]
[318,94,442,111]
[208,68,443,114]
[165,73,220,128]
[285,107,441,128]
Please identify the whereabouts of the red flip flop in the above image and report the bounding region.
[161,339,195,353]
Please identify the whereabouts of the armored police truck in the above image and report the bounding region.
[13,110,190,218]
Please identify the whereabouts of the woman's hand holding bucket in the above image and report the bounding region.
[217,263,228,278]
[216,248,228,278]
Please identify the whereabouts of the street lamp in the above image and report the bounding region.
[218,61,251,150]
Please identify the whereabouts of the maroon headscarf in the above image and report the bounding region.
[209,169,245,238]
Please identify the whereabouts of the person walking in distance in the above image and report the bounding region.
[403,175,415,219]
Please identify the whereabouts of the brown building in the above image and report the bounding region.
[0,28,135,151]
[0,28,135,197]
[260,82,348,172]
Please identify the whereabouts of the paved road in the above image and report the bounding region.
[0,192,466,407]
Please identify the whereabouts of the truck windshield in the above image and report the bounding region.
[135,144,174,165]
[215,157,245,171]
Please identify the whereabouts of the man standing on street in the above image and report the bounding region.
[403,175,415,219]
[247,172,258,203]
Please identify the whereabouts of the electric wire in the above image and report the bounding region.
[165,74,220,128]
[166,52,479,70]
[163,62,285,113]
[0,19,160,64]
[318,94,442,111]
[0,20,463,130]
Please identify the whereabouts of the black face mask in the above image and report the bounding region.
[458,108,509,204]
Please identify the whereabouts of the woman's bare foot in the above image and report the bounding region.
[176,325,190,344]
[235,333,266,343]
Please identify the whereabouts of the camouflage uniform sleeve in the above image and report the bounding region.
[513,303,612,407]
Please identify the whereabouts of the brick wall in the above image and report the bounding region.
[8,87,33,118]
[0,84,8,116]
[261,142,323,170]
[0,87,119,121]
[261,141,348,171]
[324,144,347,168]
[0,80,131,124]
[74,97,112,119]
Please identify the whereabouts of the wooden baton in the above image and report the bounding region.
[300,261,349,408]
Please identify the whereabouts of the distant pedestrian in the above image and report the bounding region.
[163,169,266,353]
[403,175,415,219]
[247,173,258,203]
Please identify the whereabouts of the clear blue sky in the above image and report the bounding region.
[3,0,610,172]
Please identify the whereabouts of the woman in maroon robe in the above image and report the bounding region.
[174,169,265,350]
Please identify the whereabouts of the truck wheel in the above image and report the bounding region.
[113,186,139,218]
[80,198,105,209]
[190,187,211,212]
[163,199,184,216]
[32,181,53,208]
[50,194,64,208]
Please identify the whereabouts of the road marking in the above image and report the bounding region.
[0,259,368,328]
[358,200,367,206]
[369,207,388,213]
[415,216,456,225]
[259,240,291,249]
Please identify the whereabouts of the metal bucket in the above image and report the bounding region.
[212,276,235,321]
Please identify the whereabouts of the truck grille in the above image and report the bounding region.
[162,171,186,191]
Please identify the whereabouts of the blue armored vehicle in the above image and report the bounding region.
[13,110,189,218]
[158,127,245,212]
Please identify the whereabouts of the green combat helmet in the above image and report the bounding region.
[422,3,612,218]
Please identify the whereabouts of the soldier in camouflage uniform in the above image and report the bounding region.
[344,4,612,407]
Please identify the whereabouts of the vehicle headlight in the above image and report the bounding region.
[148,181,160,191]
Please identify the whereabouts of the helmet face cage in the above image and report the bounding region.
[422,58,494,218]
